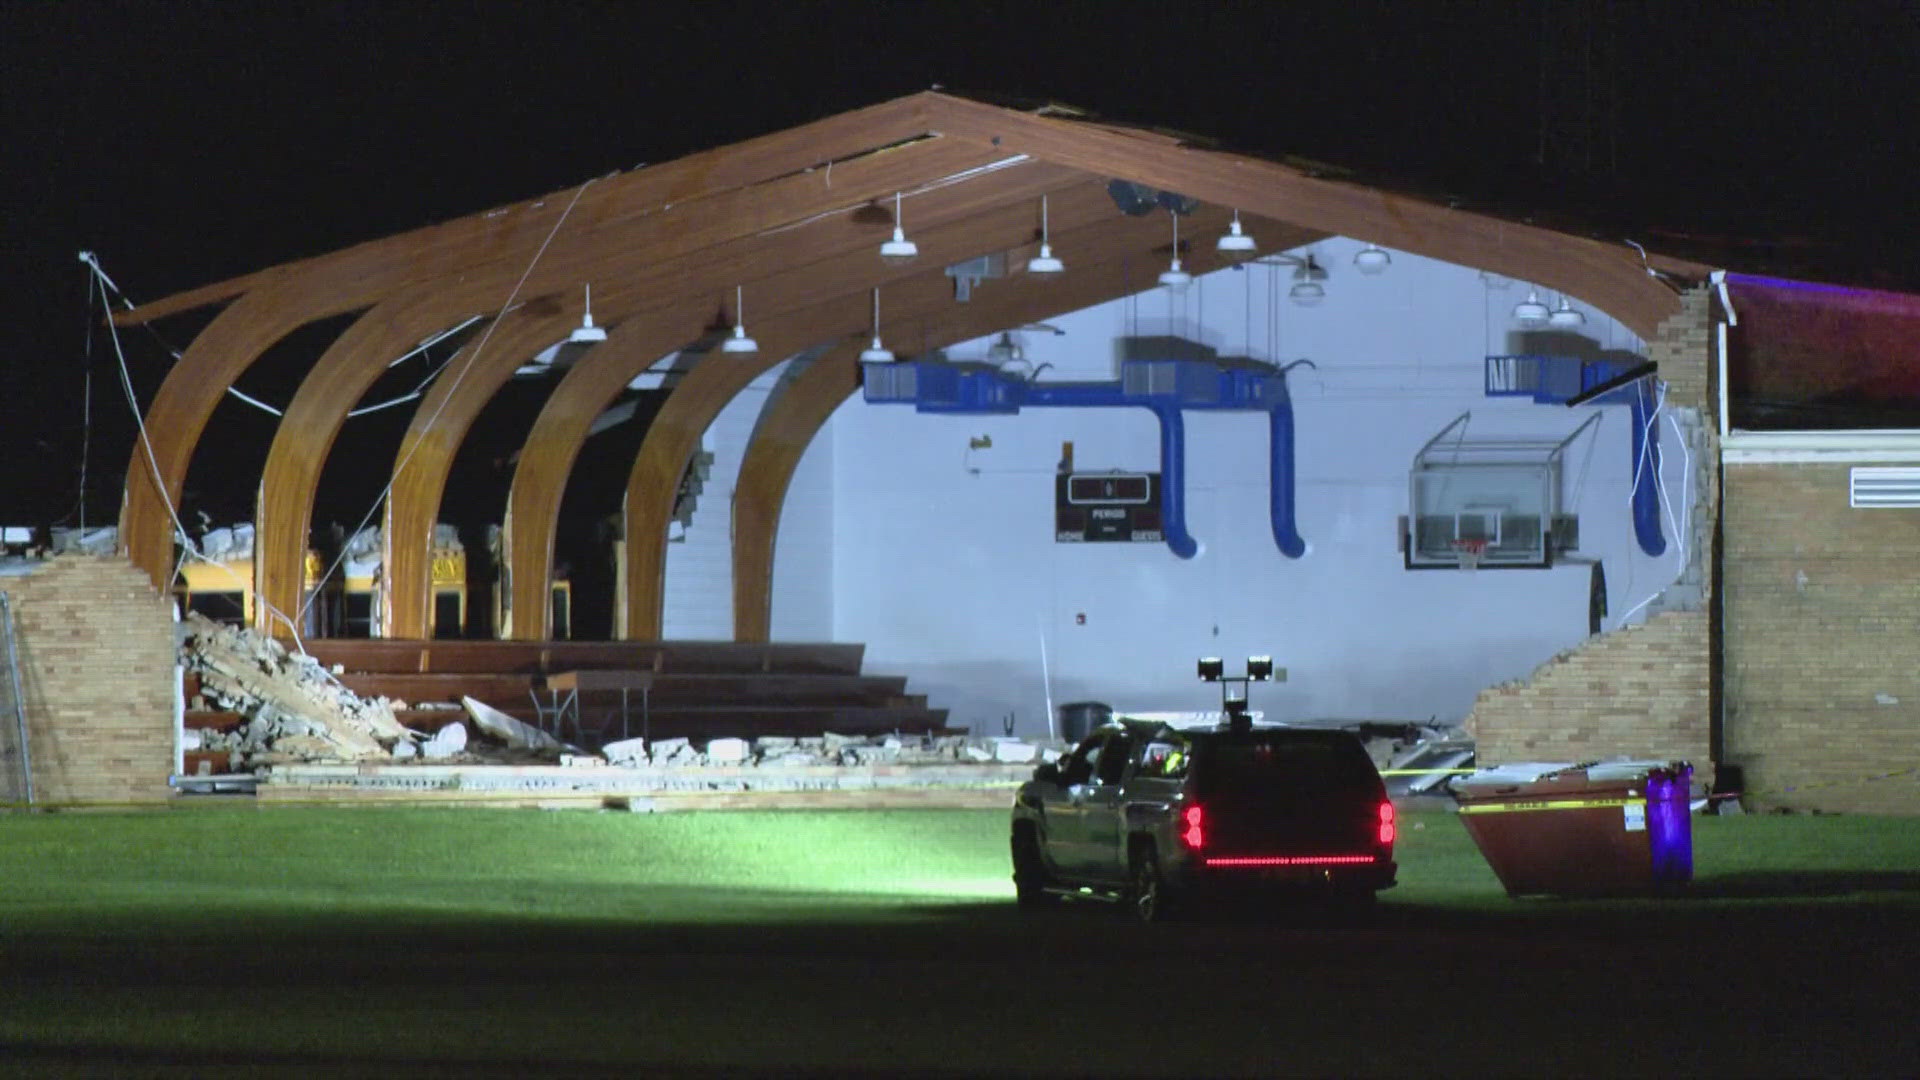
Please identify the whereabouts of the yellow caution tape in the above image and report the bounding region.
[1379,768,1477,777]
[1456,796,1644,815]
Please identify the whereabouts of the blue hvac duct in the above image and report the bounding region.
[862,358,1307,560]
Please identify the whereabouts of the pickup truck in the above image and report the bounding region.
[1010,718,1397,921]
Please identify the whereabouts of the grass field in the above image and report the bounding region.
[2,805,1917,1076]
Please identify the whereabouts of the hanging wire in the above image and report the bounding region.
[298,175,601,627]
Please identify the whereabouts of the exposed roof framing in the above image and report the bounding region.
[112,90,1707,641]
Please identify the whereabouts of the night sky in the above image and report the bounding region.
[4,0,1916,533]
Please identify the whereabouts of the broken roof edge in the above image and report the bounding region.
[111,91,953,328]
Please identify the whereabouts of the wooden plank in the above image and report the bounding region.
[299,637,864,675]
[119,93,943,592]
[921,91,1687,339]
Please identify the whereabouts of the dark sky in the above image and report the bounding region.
[4,0,1916,530]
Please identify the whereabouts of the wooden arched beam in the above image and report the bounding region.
[381,309,575,638]
[922,92,1692,339]
[401,166,1097,639]
[603,188,1169,642]
[250,138,1023,631]
[117,94,945,593]
[728,212,1327,641]
[501,175,1121,639]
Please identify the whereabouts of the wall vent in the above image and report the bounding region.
[1850,466,1920,508]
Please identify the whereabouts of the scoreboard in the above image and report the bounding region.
[1055,472,1162,543]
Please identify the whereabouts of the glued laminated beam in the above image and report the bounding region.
[921,92,1690,338]
[728,213,1326,641]
[403,167,1099,640]
[381,310,566,638]
[507,179,1122,640]
[613,197,1206,642]
[251,138,1022,632]
[119,94,946,594]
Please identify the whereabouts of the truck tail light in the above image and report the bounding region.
[1180,804,1205,850]
[1377,800,1396,846]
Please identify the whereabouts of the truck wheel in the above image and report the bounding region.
[1011,826,1055,909]
[1131,847,1173,923]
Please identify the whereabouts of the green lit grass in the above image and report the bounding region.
[1,805,1916,1076]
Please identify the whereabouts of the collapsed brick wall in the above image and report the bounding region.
[1723,464,1920,814]
[1465,610,1712,779]
[4,556,175,805]
[1466,288,1717,780]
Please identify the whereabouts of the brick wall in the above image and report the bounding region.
[1722,464,1920,813]
[1465,610,1712,778]
[1465,287,1718,779]
[1651,286,1714,413]
[3,556,176,805]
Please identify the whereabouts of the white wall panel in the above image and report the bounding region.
[821,238,1688,737]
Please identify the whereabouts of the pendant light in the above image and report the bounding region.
[1353,243,1392,275]
[1513,286,1551,327]
[1158,210,1192,291]
[858,287,895,362]
[1287,255,1327,306]
[1548,294,1587,328]
[1216,209,1257,257]
[1026,195,1064,277]
[569,284,607,344]
[878,191,918,265]
[721,285,759,354]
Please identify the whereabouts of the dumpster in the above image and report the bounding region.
[1056,701,1112,744]
[1453,760,1694,897]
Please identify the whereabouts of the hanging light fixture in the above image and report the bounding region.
[1513,286,1551,327]
[878,191,918,265]
[858,287,895,362]
[1287,255,1327,306]
[1216,209,1257,257]
[1159,210,1192,291]
[721,285,759,354]
[1026,195,1064,277]
[1548,293,1587,328]
[1353,243,1392,275]
[569,283,607,344]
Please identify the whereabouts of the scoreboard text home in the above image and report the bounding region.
[1056,472,1163,543]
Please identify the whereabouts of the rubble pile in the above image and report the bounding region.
[595,731,987,770]
[182,613,415,765]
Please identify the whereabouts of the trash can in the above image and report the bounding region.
[1453,760,1693,897]
[1056,701,1112,744]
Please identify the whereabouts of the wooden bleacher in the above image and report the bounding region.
[280,638,952,748]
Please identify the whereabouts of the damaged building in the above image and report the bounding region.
[4,92,1915,813]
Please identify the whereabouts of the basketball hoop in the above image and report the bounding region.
[1449,538,1489,571]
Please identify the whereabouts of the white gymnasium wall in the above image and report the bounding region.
[821,237,1693,738]
[768,365,837,641]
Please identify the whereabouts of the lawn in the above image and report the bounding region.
[2,805,1917,1076]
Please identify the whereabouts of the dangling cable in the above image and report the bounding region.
[297,175,600,627]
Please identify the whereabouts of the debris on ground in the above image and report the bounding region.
[182,612,412,765]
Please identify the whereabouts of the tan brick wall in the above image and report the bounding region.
[1650,286,1714,415]
[3,556,176,805]
[1466,610,1712,778]
[1723,464,1920,814]
[1461,287,1719,784]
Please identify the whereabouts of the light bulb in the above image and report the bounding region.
[1354,244,1391,275]
[1514,288,1550,327]
[1217,211,1257,257]
[878,192,918,265]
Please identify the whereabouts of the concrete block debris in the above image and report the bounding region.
[181,612,412,766]
[704,737,751,765]
[422,722,469,759]
[462,696,561,752]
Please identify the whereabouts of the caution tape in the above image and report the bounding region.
[1456,796,1643,815]
[1379,768,1476,777]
